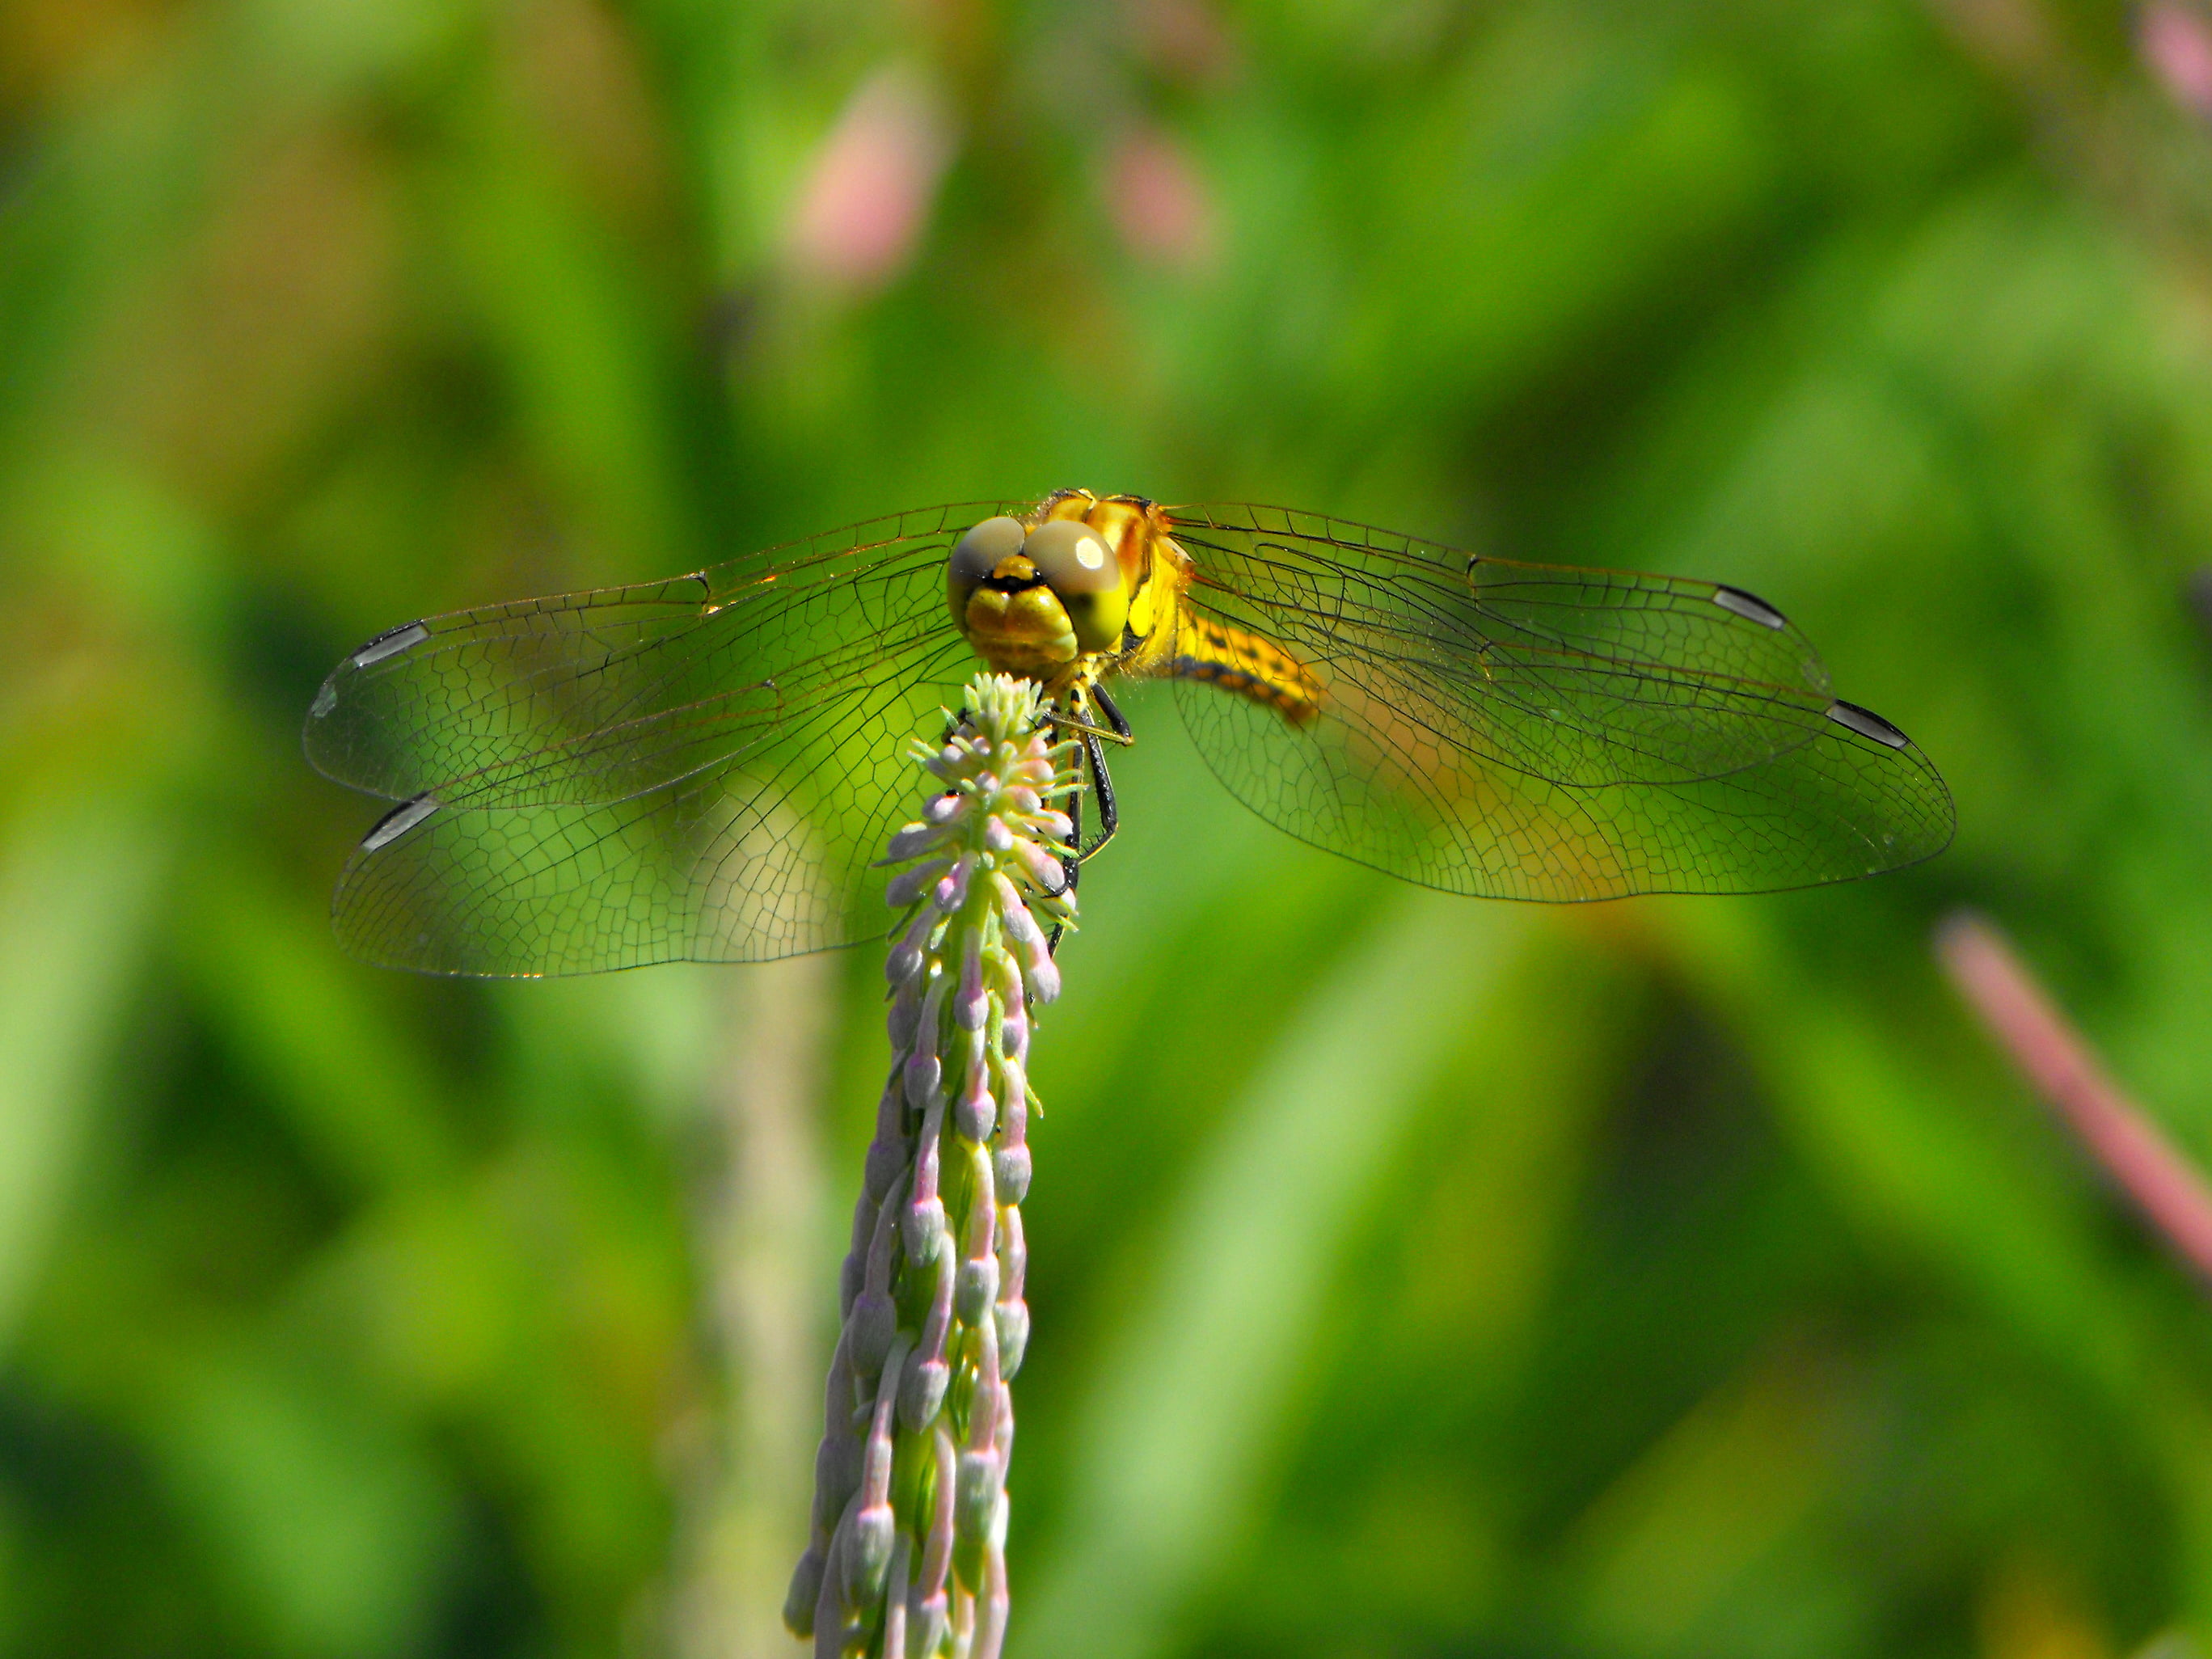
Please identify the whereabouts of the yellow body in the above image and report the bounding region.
[952,490,1323,725]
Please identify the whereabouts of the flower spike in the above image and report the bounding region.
[788,674,1079,1657]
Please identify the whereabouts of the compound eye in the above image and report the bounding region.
[1024,519,1127,652]
[1022,520,1118,594]
[948,516,1027,594]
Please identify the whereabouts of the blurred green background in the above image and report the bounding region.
[9,0,2212,1654]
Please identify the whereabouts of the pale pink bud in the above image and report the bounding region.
[783,1546,825,1638]
[899,1349,950,1431]
[887,973,923,1049]
[885,857,950,910]
[994,875,1044,947]
[901,1193,945,1266]
[932,851,977,913]
[954,1065,995,1142]
[902,1048,941,1113]
[881,821,946,862]
[995,1300,1031,1379]
[955,1446,1002,1542]
[1020,941,1061,1004]
[1011,836,1067,895]
[955,1256,1000,1323]
[954,931,987,1030]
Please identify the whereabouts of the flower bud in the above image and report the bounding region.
[847,1290,897,1377]
[881,821,944,863]
[885,857,950,910]
[813,1433,860,1531]
[905,1592,948,1658]
[887,977,923,1050]
[1021,948,1062,1005]
[863,1135,910,1204]
[993,1144,1032,1203]
[901,1048,942,1113]
[901,1194,946,1264]
[955,934,987,1030]
[994,1300,1031,1378]
[953,1069,995,1142]
[932,851,976,914]
[955,1449,1003,1541]
[956,1256,1001,1323]
[845,1504,895,1604]
[783,1547,825,1638]
[1011,837,1067,895]
[899,1354,950,1431]
[994,876,1044,947]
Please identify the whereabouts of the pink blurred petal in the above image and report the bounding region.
[1105,128,1218,269]
[1937,910,2212,1287]
[787,68,955,289]
[2141,1,2212,120]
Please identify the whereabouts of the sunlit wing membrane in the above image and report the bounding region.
[1170,506,1838,790]
[328,625,976,973]
[305,503,1019,808]
[307,506,1015,973]
[1164,505,1953,899]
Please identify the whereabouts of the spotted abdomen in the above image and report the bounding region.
[1167,614,1323,726]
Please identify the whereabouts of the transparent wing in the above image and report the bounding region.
[306,503,1019,806]
[306,504,1015,974]
[1162,504,1954,900]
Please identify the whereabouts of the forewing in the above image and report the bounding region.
[1166,505,1953,899]
[305,502,1016,808]
[310,503,1015,973]
[1170,505,1837,790]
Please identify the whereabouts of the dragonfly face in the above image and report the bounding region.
[948,492,1171,688]
[947,489,1321,734]
[306,491,1954,976]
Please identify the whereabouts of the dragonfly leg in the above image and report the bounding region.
[1075,683,1125,865]
[1079,728,1117,863]
[1091,682,1132,741]
[1047,686,1125,954]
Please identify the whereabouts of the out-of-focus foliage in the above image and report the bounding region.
[4,0,2212,1654]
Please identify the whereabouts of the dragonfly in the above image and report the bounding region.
[305,489,1954,976]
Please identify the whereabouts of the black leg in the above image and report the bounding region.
[1091,682,1132,741]
[1079,726,1117,862]
[1046,686,1129,956]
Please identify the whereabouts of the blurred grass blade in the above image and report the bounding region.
[1022,894,1527,1659]
[1657,901,2139,1398]
[0,804,164,1343]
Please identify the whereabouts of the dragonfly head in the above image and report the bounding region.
[949,512,1131,678]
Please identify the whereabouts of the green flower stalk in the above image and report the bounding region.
[786,673,1079,1658]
